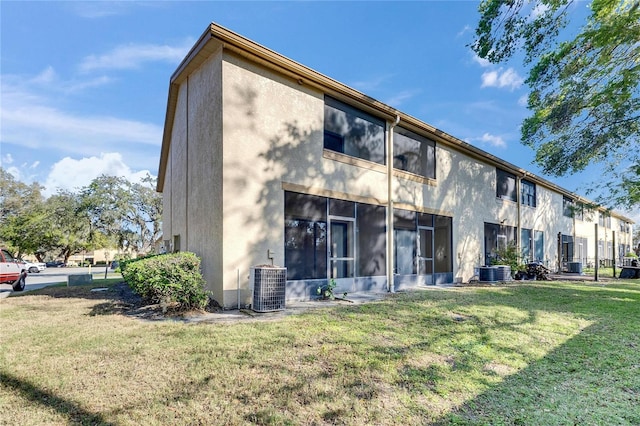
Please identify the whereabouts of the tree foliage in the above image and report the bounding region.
[45,190,97,263]
[0,169,47,258]
[472,0,640,208]
[0,168,162,260]
[80,174,162,254]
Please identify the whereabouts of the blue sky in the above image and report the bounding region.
[1,1,633,218]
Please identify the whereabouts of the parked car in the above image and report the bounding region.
[1,248,27,291]
[22,260,46,273]
[45,260,66,268]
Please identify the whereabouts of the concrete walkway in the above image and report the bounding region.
[178,291,392,324]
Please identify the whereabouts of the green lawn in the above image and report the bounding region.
[1,280,639,425]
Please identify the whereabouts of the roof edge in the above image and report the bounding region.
[156,22,634,223]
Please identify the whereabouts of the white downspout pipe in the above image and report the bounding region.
[387,115,401,293]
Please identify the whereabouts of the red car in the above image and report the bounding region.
[1,249,27,291]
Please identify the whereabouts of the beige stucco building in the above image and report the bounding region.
[157,23,634,308]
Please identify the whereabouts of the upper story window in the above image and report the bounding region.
[563,196,574,218]
[619,220,632,234]
[574,202,584,221]
[598,211,611,228]
[496,169,516,202]
[393,127,436,179]
[521,179,536,207]
[324,96,386,165]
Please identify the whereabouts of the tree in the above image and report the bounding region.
[129,175,163,253]
[79,174,162,254]
[0,168,48,258]
[44,190,102,263]
[472,0,640,208]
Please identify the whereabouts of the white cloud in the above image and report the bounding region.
[32,66,57,85]
[1,153,14,165]
[350,75,392,93]
[43,153,153,196]
[518,94,529,107]
[472,54,491,68]
[479,133,507,148]
[1,80,162,150]
[457,25,472,38]
[481,67,524,91]
[6,166,21,181]
[79,41,193,73]
[384,89,421,108]
[68,2,137,19]
[529,2,550,19]
[6,66,112,96]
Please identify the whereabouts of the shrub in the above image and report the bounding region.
[121,252,208,311]
[490,241,520,277]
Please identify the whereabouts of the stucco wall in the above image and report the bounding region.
[220,52,328,307]
[393,143,523,281]
[169,82,189,252]
[162,48,224,304]
[185,48,224,303]
[527,186,571,269]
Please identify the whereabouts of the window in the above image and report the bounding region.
[357,204,386,276]
[561,234,574,262]
[575,202,584,221]
[521,179,536,207]
[434,216,453,275]
[284,192,387,280]
[324,96,386,164]
[394,210,417,275]
[598,211,611,228]
[620,221,626,232]
[393,210,452,277]
[172,235,180,253]
[563,196,574,218]
[284,192,327,280]
[484,222,517,266]
[534,231,544,262]
[521,228,532,261]
[2,249,16,262]
[496,169,516,202]
[576,236,588,264]
[393,127,436,179]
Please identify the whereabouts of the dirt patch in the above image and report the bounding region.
[85,282,226,321]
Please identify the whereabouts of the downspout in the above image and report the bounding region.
[516,176,522,260]
[387,115,401,293]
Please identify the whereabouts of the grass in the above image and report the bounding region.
[1,280,639,425]
[582,267,616,278]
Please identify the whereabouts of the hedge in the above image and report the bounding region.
[121,252,208,311]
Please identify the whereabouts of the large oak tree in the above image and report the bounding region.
[472,0,640,208]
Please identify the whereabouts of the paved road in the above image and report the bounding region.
[0,266,123,298]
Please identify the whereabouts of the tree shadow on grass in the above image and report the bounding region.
[424,282,640,425]
[0,370,117,426]
[431,320,640,425]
